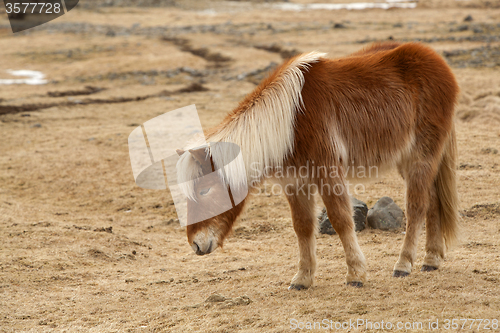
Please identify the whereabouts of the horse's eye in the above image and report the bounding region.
[199,187,211,196]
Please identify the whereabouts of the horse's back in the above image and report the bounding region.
[386,43,458,128]
[298,42,458,168]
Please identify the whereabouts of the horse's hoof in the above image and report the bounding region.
[346,281,363,288]
[421,265,438,272]
[392,270,410,277]
[288,284,307,291]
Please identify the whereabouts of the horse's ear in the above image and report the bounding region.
[188,147,209,164]
[176,149,185,156]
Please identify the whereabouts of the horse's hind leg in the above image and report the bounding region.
[393,161,438,277]
[422,183,445,271]
[285,186,317,290]
[320,180,366,286]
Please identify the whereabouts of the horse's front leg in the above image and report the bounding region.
[284,183,317,290]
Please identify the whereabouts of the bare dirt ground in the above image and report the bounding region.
[1,1,500,332]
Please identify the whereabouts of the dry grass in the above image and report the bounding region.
[1,1,500,332]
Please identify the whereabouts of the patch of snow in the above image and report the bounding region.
[273,1,417,11]
[0,70,47,85]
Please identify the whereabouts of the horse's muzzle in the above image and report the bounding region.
[192,240,213,255]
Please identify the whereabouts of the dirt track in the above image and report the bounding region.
[1,1,500,332]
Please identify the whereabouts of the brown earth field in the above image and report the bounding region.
[1,0,500,332]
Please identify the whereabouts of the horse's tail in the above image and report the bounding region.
[436,123,460,249]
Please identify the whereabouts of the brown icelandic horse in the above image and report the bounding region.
[176,42,459,290]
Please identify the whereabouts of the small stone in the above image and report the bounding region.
[182,303,202,309]
[205,294,226,303]
[472,26,484,34]
[463,15,473,22]
[333,23,346,29]
[233,295,251,305]
[367,197,404,230]
[94,226,112,233]
[31,123,42,128]
[218,296,251,308]
[481,147,498,154]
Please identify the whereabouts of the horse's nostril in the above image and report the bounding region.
[193,242,204,255]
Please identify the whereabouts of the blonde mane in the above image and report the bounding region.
[208,52,326,187]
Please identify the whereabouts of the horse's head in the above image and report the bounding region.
[176,146,246,255]
[186,200,245,256]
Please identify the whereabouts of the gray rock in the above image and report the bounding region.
[30,123,42,128]
[464,15,473,22]
[367,197,403,230]
[318,197,367,235]
[351,197,368,231]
